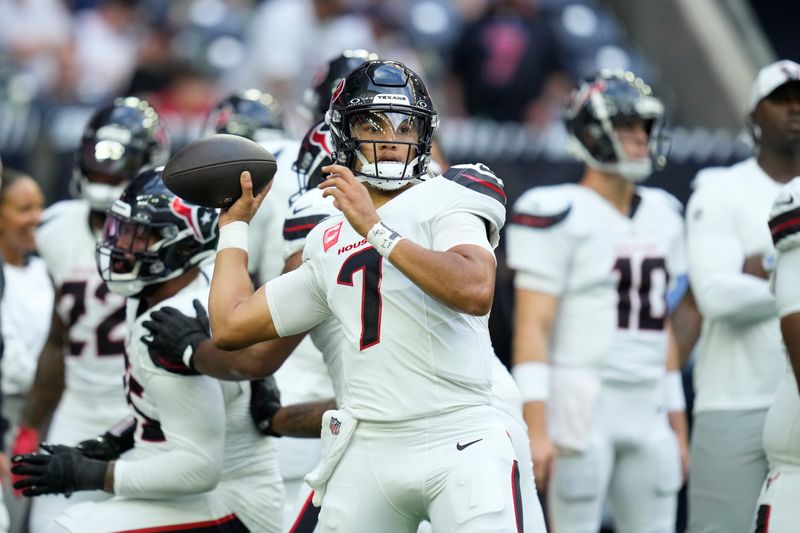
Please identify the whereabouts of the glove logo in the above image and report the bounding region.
[329,417,341,436]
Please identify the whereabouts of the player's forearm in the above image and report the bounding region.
[20,340,65,428]
[195,334,305,381]
[209,249,278,350]
[271,398,337,438]
[671,290,702,366]
[690,273,775,323]
[781,314,800,393]
[388,241,495,316]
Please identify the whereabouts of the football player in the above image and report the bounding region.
[507,71,688,532]
[685,60,800,533]
[754,177,800,532]
[207,59,525,532]
[12,169,283,532]
[12,97,169,533]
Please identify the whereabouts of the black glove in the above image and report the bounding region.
[11,444,108,497]
[250,378,283,437]
[76,417,136,461]
[142,299,209,375]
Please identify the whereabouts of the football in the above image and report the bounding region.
[162,134,277,208]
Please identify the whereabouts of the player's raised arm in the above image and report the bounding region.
[209,171,278,349]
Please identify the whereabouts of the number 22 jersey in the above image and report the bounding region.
[266,165,507,422]
[507,184,686,382]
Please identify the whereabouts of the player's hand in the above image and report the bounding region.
[319,164,380,236]
[530,432,557,492]
[11,444,108,497]
[249,378,282,437]
[220,171,270,228]
[76,418,136,461]
[142,299,209,375]
[11,426,39,497]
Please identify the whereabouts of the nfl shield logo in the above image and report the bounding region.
[329,417,341,436]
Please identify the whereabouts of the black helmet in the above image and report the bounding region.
[292,120,335,198]
[305,49,380,122]
[326,60,438,190]
[74,97,170,211]
[96,167,219,298]
[204,89,284,143]
[565,70,667,182]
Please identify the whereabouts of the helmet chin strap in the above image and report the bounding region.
[354,152,419,191]
[81,180,128,211]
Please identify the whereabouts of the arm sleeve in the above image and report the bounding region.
[113,373,225,498]
[686,185,776,323]
[266,261,330,337]
[430,211,495,256]
[775,246,800,318]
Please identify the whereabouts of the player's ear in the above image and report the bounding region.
[747,111,762,143]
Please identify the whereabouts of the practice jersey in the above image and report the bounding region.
[687,158,784,412]
[267,165,507,421]
[249,137,302,282]
[36,200,128,416]
[119,274,279,529]
[507,184,686,382]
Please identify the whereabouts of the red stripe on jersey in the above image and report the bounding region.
[116,513,242,532]
[770,216,800,236]
[461,173,507,201]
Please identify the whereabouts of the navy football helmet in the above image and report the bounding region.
[305,49,379,122]
[96,168,219,298]
[565,70,667,182]
[74,97,170,212]
[204,89,284,143]
[326,60,438,190]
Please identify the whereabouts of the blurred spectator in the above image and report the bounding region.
[70,0,145,103]
[239,0,375,130]
[0,0,72,99]
[0,168,51,401]
[448,0,571,124]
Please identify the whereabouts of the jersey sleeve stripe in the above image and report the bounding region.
[769,207,800,246]
[510,206,571,229]
[283,214,329,241]
[442,167,507,205]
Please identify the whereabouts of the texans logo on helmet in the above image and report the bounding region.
[310,123,333,156]
[170,197,207,242]
[331,78,346,104]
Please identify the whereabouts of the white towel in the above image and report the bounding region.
[304,409,358,507]
[547,367,601,452]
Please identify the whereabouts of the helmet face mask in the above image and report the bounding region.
[326,60,438,191]
[565,71,668,183]
[96,168,219,298]
[74,97,170,211]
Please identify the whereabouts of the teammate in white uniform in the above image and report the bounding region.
[12,97,169,533]
[686,61,800,533]
[750,178,800,532]
[13,169,283,532]
[507,71,688,532]
[208,60,523,532]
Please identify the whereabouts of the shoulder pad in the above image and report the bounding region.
[282,189,337,242]
[691,165,730,191]
[638,186,684,216]
[769,177,800,252]
[441,163,506,206]
[511,185,573,229]
[39,200,85,229]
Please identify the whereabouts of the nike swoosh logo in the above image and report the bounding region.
[775,196,794,206]
[293,204,312,215]
[456,438,483,451]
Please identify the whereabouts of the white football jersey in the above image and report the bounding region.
[507,184,686,382]
[119,274,280,528]
[36,200,128,415]
[249,137,302,282]
[267,165,507,421]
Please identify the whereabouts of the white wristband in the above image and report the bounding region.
[664,370,686,412]
[217,221,249,253]
[367,221,404,259]
[512,361,551,402]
